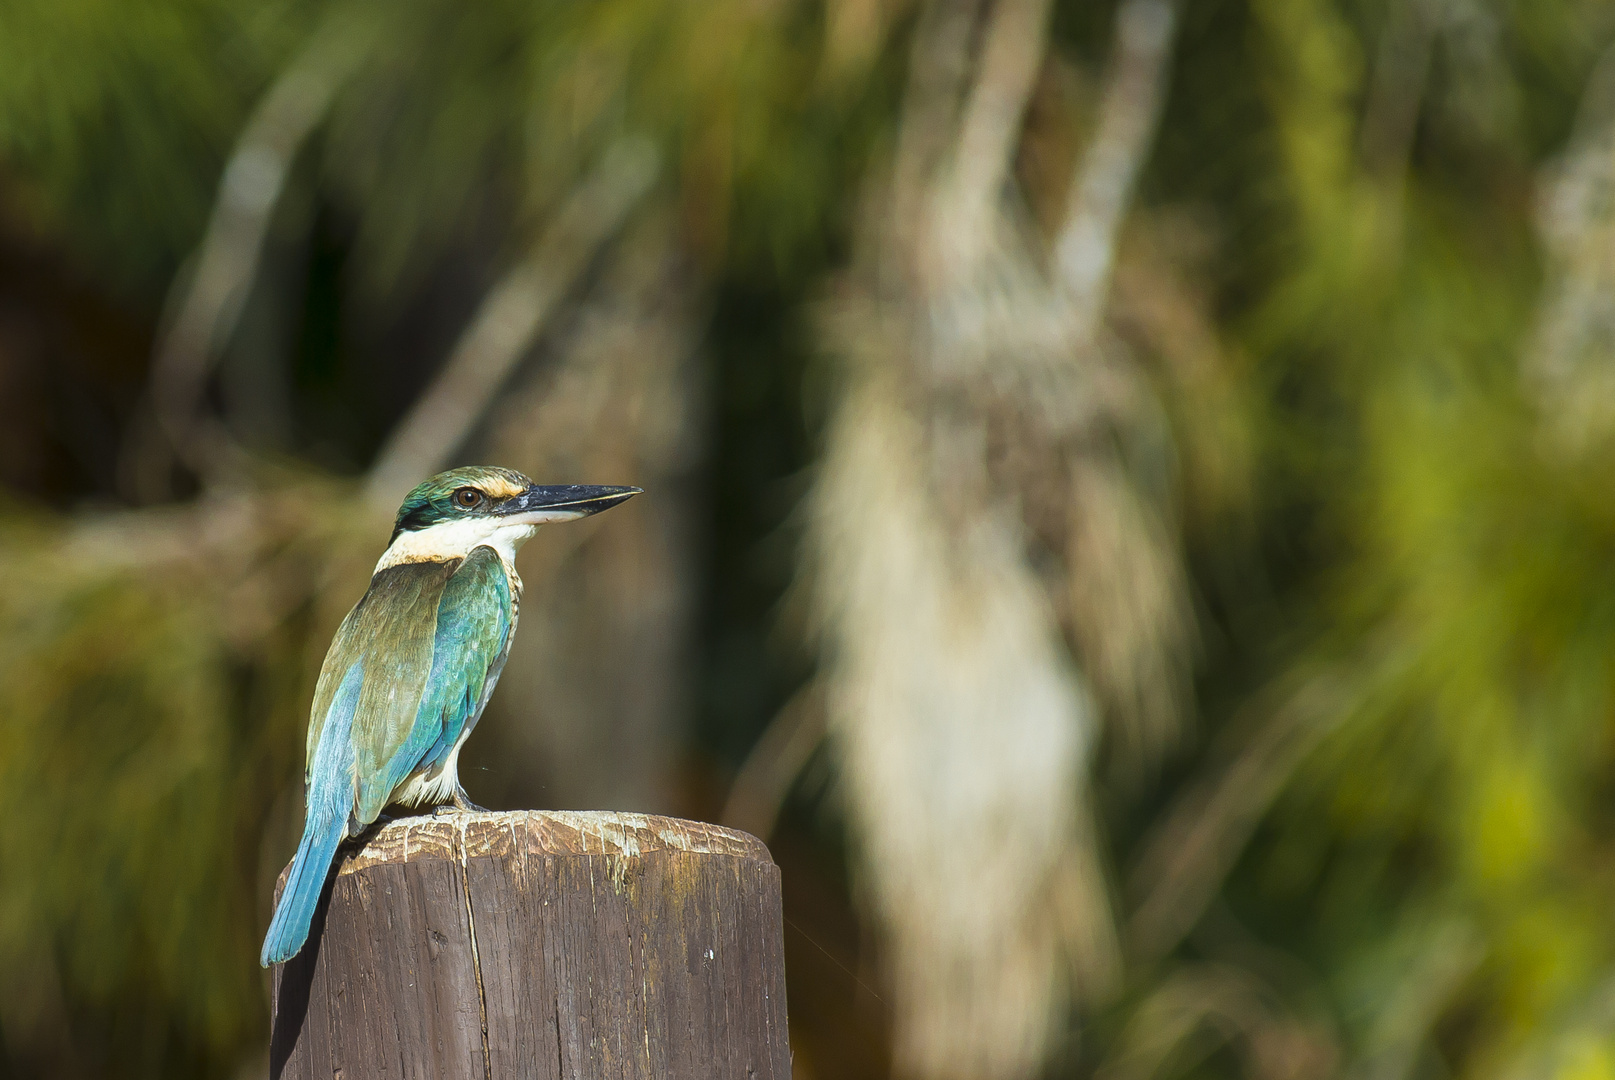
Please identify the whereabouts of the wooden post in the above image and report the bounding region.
[268,810,790,1079]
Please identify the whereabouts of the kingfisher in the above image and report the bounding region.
[260,466,639,966]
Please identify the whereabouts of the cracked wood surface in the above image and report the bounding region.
[268,810,790,1079]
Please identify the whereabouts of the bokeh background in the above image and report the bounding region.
[3,0,1615,1077]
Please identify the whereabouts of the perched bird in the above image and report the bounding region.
[260,466,639,966]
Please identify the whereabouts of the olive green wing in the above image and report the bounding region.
[304,558,458,822]
[359,545,513,818]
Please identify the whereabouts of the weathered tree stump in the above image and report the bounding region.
[269,810,789,1079]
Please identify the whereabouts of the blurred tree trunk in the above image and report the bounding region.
[804,1,1184,1076]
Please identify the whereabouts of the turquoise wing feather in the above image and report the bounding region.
[415,547,514,774]
[355,545,513,821]
[305,559,456,806]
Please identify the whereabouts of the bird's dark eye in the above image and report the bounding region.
[452,488,483,509]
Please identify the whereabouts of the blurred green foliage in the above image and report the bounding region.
[0,487,375,1075]
[0,0,306,293]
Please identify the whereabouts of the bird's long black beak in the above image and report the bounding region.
[502,484,642,523]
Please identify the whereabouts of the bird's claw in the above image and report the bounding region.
[430,787,487,815]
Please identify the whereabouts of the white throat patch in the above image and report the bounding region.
[376,505,592,573]
[376,515,538,571]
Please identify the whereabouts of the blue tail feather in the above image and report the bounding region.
[260,812,345,966]
[262,660,363,967]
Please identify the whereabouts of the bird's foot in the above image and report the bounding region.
[440,788,487,814]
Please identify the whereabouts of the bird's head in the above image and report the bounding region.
[379,465,640,569]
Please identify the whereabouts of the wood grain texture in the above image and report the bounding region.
[269,810,789,1079]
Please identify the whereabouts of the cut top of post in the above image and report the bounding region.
[333,809,772,876]
[270,809,790,1080]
